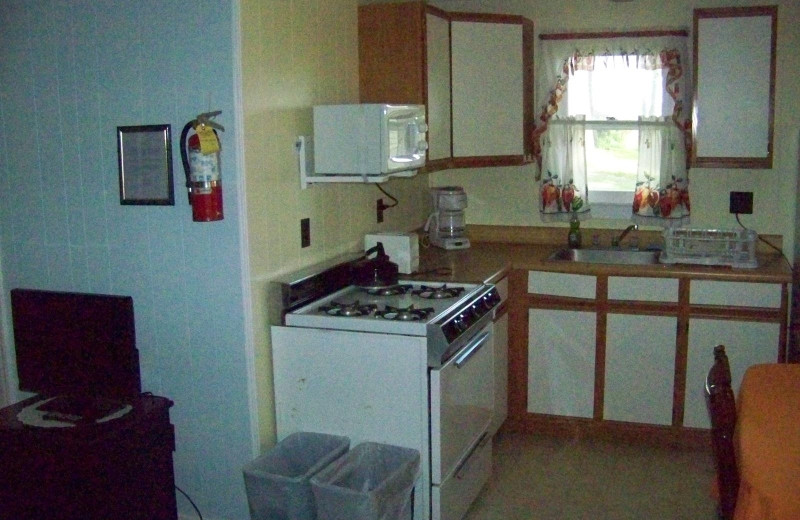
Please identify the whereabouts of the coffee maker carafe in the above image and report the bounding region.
[425,186,471,250]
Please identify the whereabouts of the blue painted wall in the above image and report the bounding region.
[0,1,253,518]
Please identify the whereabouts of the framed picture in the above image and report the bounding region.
[117,124,174,205]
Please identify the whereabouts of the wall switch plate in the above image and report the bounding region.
[300,218,310,248]
[729,191,753,214]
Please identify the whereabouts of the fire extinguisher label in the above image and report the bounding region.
[189,150,220,182]
[195,125,220,154]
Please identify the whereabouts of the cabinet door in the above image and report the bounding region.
[490,313,508,435]
[358,2,425,105]
[605,314,677,425]
[692,6,777,168]
[426,10,451,162]
[684,318,779,429]
[528,309,595,418]
[450,20,525,158]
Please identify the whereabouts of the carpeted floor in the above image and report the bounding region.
[464,432,718,520]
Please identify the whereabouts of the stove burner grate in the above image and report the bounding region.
[361,284,413,297]
[411,284,465,300]
[375,305,435,321]
[319,301,377,317]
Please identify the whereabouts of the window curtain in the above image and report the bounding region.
[533,34,691,225]
[633,116,689,224]
[540,116,589,221]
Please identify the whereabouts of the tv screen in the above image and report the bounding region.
[10,288,141,400]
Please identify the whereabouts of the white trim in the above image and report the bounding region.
[230,0,260,459]
[0,244,12,407]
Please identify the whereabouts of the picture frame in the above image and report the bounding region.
[117,124,174,205]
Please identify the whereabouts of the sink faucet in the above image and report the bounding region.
[611,224,638,247]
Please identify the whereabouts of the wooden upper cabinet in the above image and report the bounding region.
[691,6,777,169]
[358,3,533,171]
[358,2,427,106]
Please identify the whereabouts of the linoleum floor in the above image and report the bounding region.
[463,432,717,520]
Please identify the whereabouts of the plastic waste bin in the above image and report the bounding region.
[310,442,421,520]
[243,431,350,520]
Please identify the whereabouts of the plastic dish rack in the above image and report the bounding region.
[660,228,758,268]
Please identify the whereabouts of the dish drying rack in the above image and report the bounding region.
[659,228,758,268]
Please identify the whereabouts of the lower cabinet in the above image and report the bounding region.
[604,314,676,425]
[528,308,595,418]
[522,270,787,435]
[684,318,780,428]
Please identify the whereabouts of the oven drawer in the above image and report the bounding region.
[430,325,494,484]
[431,433,492,520]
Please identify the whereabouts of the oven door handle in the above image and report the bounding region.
[454,330,490,369]
[455,431,491,480]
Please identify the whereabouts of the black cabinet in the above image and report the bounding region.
[0,395,177,520]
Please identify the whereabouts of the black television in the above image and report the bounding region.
[10,288,141,402]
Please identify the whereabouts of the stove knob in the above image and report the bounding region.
[454,314,468,331]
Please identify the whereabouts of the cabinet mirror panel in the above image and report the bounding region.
[691,6,777,169]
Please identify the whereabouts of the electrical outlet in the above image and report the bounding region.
[729,191,753,214]
[300,218,310,248]
[376,199,385,223]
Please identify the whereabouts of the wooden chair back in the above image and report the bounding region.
[706,344,739,520]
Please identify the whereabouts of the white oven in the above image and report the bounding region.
[430,323,494,520]
[271,258,500,520]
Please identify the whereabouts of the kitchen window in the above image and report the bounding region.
[534,33,691,225]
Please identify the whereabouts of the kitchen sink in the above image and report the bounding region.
[547,247,661,265]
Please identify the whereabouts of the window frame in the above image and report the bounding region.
[551,118,674,207]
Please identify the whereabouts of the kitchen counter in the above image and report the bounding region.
[410,241,791,285]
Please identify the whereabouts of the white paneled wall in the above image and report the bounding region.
[0,2,252,519]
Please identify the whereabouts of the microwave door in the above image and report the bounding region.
[386,112,427,173]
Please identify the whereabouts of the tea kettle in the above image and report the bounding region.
[350,242,399,289]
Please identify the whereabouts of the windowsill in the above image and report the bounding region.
[588,202,635,220]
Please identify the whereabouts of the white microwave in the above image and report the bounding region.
[313,104,428,176]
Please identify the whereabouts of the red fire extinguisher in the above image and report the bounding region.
[180,111,224,222]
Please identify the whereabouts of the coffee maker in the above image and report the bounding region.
[425,186,471,250]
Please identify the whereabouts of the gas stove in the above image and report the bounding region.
[284,280,499,366]
[274,254,500,367]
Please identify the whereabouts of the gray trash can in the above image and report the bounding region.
[243,432,350,520]
[310,442,421,520]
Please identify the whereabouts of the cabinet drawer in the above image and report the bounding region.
[690,280,782,308]
[431,435,491,520]
[528,271,595,299]
[608,277,678,303]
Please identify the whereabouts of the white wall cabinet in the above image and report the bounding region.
[692,6,777,168]
[425,10,452,163]
[450,19,527,159]
[359,4,532,170]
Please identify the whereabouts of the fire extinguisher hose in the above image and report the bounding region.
[180,121,195,203]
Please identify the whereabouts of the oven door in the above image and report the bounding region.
[430,323,494,485]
